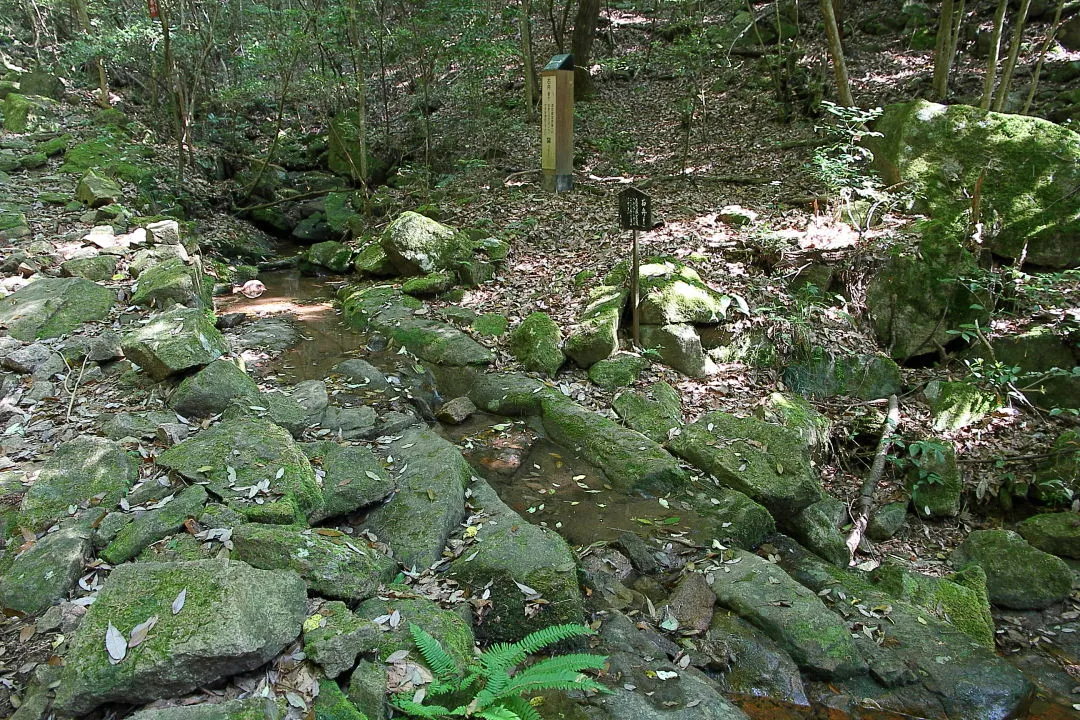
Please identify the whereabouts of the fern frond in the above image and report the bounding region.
[476,708,522,720]
[503,672,612,698]
[501,696,544,720]
[515,653,608,679]
[391,696,454,718]
[478,642,528,673]
[515,624,596,655]
[409,623,461,682]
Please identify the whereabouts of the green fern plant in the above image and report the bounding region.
[391,623,610,720]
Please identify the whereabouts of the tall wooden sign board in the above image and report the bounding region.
[541,54,574,193]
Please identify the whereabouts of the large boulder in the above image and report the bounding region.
[1016,512,1080,559]
[232,524,395,601]
[3,93,60,133]
[378,211,470,276]
[307,240,353,273]
[0,276,115,341]
[670,412,823,516]
[640,323,716,378]
[361,427,469,569]
[684,486,775,550]
[18,435,139,532]
[0,526,92,614]
[156,416,323,524]
[967,325,1080,411]
[508,312,564,377]
[449,479,583,642]
[951,529,1072,609]
[704,611,809,706]
[923,380,1000,431]
[122,306,228,381]
[907,439,961,519]
[708,550,866,679]
[613,381,682,443]
[872,562,995,648]
[75,170,122,208]
[540,396,688,495]
[637,259,731,324]
[869,100,1080,268]
[52,559,306,716]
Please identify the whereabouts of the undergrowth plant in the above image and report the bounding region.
[392,623,610,720]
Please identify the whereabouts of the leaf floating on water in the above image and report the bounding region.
[105,622,127,664]
[171,588,187,615]
[658,498,669,509]
[128,616,158,648]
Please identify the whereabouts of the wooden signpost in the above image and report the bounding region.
[618,186,652,346]
[541,54,574,193]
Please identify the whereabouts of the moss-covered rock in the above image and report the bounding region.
[509,312,565,377]
[951,529,1072,609]
[640,323,715,377]
[0,526,92,614]
[923,380,1000,431]
[709,550,866,679]
[170,359,259,418]
[361,427,469,569]
[76,170,122,208]
[471,313,507,337]
[670,412,823,516]
[564,286,626,368]
[783,348,902,400]
[132,257,213,309]
[347,660,388,720]
[101,485,209,564]
[121,306,228,381]
[355,590,475,672]
[128,697,282,720]
[353,241,396,276]
[307,241,354,273]
[967,325,1080,411]
[36,133,71,157]
[3,93,60,133]
[1015,512,1080,559]
[18,436,138,533]
[60,254,118,282]
[541,396,688,495]
[866,501,908,541]
[873,562,994,647]
[156,416,323,524]
[637,259,731,325]
[315,678,367,720]
[379,211,469,276]
[52,559,307,716]
[588,352,649,390]
[685,487,775,550]
[61,133,155,187]
[232,524,395,601]
[303,600,377,678]
[401,272,454,297]
[1033,430,1080,505]
[705,611,808,705]
[0,276,115,341]
[449,479,584,642]
[303,441,394,523]
[612,381,682,443]
[785,495,849,567]
[326,111,387,183]
[868,100,1080,268]
[756,392,831,463]
[429,367,562,417]
[907,439,961,519]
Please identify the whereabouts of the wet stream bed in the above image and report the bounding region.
[215,269,1080,720]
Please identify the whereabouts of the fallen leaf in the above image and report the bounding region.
[106,623,127,663]
[172,588,187,615]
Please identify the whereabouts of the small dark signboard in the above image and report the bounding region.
[618,187,652,230]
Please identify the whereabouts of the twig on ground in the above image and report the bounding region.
[845,394,900,564]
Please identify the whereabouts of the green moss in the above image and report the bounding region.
[509,312,564,377]
[589,353,650,390]
[316,679,368,720]
[874,562,994,647]
[356,589,475,673]
[36,134,71,156]
[61,134,154,186]
[472,313,507,337]
[3,93,31,132]
[402,272,455,297]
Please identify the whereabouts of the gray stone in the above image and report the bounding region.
[0,526,92,614]
[303,600,377,678]
[1016,512,1080,559]
[637,260,731,325]
[783,349,902,400]
[146,219,182,245]
[132,257,211,309]
[232,524,396,601]
[436,396,476,424]
[670,412,823,516]
[127,698,281,720]
[589,352,649,390]
[756,392,831,463]
[307,240,353,273]
[2,343,53,374]
[130,245,189,278]
[705,611,809,706]
[449,479,584,642]
[303,442,394,523]
[907,439,961,519]
[685,487,775,550]
[951,529,1072,609]
[332,359,388,391]
[924,380,1000,431]
[564,286,626,368]
[101,485,209,565]
[100,411,177,440]
[640,323,716,378]
[347,660,389,720]
[224,316,299,354]
[18,435,138,532]
[320,405,378,439]
[785,495,850,567]
[122,306,228,381]
[170,360,258,418]
[708,549,866,679]
[378,211,467,275]
[53,559,306,716]
[61,254,118,282]
[866,501,908,542]
[362,427,469,569]
[612,381,682,443]
[0,277,115,341]
[290,380,329,421]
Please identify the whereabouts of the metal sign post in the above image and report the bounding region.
[617,186,652,347]
[541,54,574,193]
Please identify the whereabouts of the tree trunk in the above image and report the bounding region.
[1023,0,1065,114]
[570,0,600,100]
[993,0,1032,112]
[979,0,1008,110]
[820,0,853,106]
[520,0,539,120]
[931,0,955,101]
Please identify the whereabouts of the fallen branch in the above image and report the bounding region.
[234,187,349,215]
[503,169,541,185]
[845,394,900,564]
